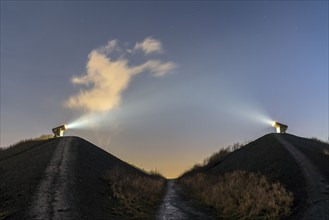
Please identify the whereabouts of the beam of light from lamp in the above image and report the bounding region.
[226,103,274,127]
[66,112,113,130]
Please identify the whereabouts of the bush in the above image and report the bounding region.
[104,167,166,218]
[180,170,293,219]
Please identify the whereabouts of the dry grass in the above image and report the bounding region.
[180,170,293,219]
[0,138,58,162]
[0,135,54,160]
[104,167,166,219]
[183,143,243,176]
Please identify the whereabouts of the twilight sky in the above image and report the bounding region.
[1,1,328,177]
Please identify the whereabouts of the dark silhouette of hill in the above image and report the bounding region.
[1,133,328,219]
[181,133,329,219]
[0,136,150,219]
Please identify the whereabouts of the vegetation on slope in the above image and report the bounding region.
[104,167,166,219]
[180,170,293,219]
[179,139,294,219]
[1,136,166,219]
[0,135,54,160]
[182,143,243,177]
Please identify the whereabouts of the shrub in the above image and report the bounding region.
[149,169,164,178]
[180,170,293,219]
[104,167,166,218]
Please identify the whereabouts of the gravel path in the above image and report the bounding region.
[29,137,80,220]
[275,134,329,220]
[156,179,213,220]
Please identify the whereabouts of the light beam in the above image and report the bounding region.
[67,112,112,130]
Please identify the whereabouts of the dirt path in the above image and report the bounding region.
[29,137,80,220]
[275,134,329,220]
[156,179,214,220]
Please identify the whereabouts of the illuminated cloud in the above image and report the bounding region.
[65,37,176,112]
[133,37,163,54]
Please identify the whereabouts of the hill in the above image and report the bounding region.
[0,136,165,219]
[179,133,329,219]
[1,133,328,219]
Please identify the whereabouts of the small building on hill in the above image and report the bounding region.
[52,124,67,137]
[272,121,288,133]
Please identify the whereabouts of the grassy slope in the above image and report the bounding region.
[104,168,166,219]
[0,136,165,220]
[180,170,293,219]
[0,138,61,219]
[71,136,165,219]
[184,133,309,218]
[210,134,306,216]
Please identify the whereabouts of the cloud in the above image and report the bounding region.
[100,40,119,54]
[64,37,176,112]
[133,37,163,54]
[131,60,177,77]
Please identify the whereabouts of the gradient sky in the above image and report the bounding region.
[1,1,328,178]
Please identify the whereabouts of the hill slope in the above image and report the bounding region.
[1,133,328,219]
[181,133,329,219]
[0,136,152,219]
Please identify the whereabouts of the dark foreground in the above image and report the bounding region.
[156,179,214,220]
[0,136,147,219]
[1,133,328,219]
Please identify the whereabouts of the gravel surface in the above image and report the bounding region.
[29,137,80,220]
[276,134,329,220]
[156,180,214,220]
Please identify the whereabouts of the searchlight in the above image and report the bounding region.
[272,121,288,133]
[52,124,68,137]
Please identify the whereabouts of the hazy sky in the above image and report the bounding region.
[1,1,328,177]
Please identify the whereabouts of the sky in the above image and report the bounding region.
[1,1,328,178]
